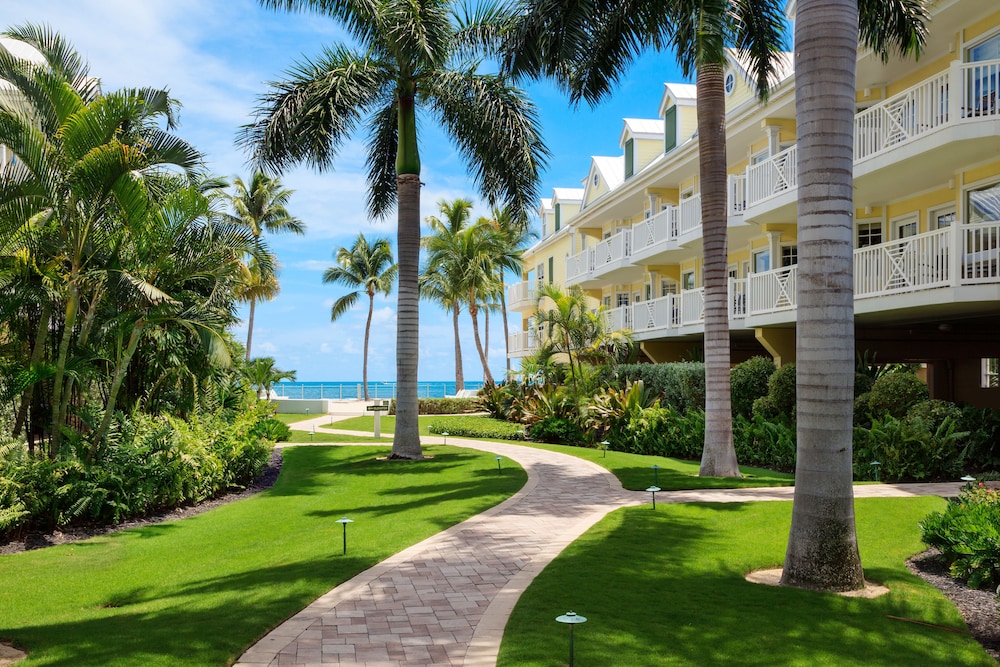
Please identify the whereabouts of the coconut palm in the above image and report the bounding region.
[241,0,546,459]
[324,233,397,400]
[482,205,536,373]
[781,0,927,592]
[243,357,297,399]
[0,23,201,456]
[224,172,304,360]
[507,0,787,478]
[421,198,475,392]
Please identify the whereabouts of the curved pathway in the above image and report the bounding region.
[235,433,644,666]
[238,410,972,666]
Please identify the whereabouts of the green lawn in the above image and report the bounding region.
[285,430,392,444]
[273,413,317,425]
[330,415,432,434]
[522,442,795,490]
[499,496,995,667]
[0,445,526,666]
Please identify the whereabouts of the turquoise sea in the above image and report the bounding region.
[272,381,485,400]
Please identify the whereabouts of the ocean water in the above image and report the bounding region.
[272,381,485,400]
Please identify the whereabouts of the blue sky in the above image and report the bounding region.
[7,0,682,382]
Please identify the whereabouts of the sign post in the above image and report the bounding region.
[367,401,390,437]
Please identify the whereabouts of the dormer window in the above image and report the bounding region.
[724,71,736,96]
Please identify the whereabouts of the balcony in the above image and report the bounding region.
[586,222,1000,342]
[566,227,642,286]
[507,330,539,358]
[745,145,797,212]
[507,281,538,312]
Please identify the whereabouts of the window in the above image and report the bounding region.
[894,215,918,239]
[728,265,738,279]
[661,279,677,296]
[982,358,1000,388]
[644,284,652,301]
[616,292,630,307]
[724,71,736,96]
[681,271,696,291]
[633,291,641,305]
[930,206,955,230]
[536,263,545,285]
[780,245,798,267]
[602,295,612,309]
[967,181,1000,223]
[752,249,770,273]
[592,173,599,188]
[857,221,883,248]
[966,33,1000,116]
[664,105,677,153]
[750,149,769,165]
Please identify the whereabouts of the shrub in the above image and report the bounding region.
[608,406,703,460]
[388,397,481,415]
[733,414,796,471]
[730,357,775,419]
[427,417,525,440]
[864,371,928,420]
[584,381,659,445]
[907,400,963,433]
[253,418,292,442]
[753,363,795,423]
[616,362,705,413]
[853,415,965,481]
[922,483,1000,590]
[528,416,586,445]
[958,405,1000,472]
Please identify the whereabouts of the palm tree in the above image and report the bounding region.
[323,233,397,400]
[241,0,546,459]
[781,0,927,592]
[507,0,787,478]
[0,24,201,456]
[421,198,474,392]
[224,171,304,360]
[244,357,297,399]
[482,205,535,374]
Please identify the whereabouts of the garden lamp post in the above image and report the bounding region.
[555,611,587,667]
[442,432,449,446]
[870,460,880,482]
[601,440,609,458]
[647,485,661,509]
[335,517,353,555]
[496,456,503,475]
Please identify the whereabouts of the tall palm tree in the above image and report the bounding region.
[323,233,397,400]
[482,205,535,374]
[507,0,787,478]
[243,356,297,399]
[781,0,927,592]
[241,0,546,459]
[224,171,304,360]
[421,198,474,392]
[0,23,202,456]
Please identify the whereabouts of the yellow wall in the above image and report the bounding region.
[636,137,662,172]
[964,10,1000,44]
[679,106,698,145]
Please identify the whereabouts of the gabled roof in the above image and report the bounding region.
[619,118,664,146]
[551,187,584,204]
[725,49,794,93]
[659,83,698,117]
[591,155,624,190]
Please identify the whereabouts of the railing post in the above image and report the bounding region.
[949,60,963,122]
[951,222,963,287]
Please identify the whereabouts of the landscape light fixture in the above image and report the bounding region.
[496,456,503,475]
[335,517,353,555]
[442,431,449,446]
[647,485,661,509]
[870,460,880,482]
[555,611,587,667]
[600,440,609,458]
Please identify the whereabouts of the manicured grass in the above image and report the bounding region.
[330,415,436,435]
[285,430,392,444]
[499,496,995,667]
[522,441,795,490]
[273,413,317,425]
[0,445,526,666]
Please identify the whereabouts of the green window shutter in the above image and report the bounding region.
[624,138,634,179]
[548,257,554,284]
[554,204,561,231]
[664,106,677,152]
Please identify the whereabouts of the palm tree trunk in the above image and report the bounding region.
[13,302,53,438]
[484,307,490,367]
[245,296,256,361]
[469,302,494,385]
[697,63,739,478]
[781,0,864,592]
[453,301,464,392]
[392,171,423,459]
[91,320,145,459]
[49,280,80,457]
[363,293,374,400]
[500,271,511,375]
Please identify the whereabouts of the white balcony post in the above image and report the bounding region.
[949,60,963,122]
[951,221,962,287]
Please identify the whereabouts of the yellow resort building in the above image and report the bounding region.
[508,0,1000,409]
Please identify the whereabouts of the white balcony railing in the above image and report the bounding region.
[565,248,594,283]
[854,228,951,297]
[631,207,678,254]
[748,266,797,315]
[729,174,747,215]
[507,281,538,308]
[679,194,702,235]
[746,145,797,208]
[604,305,633,332]
[507,330,539,356]
[592,229,631,272]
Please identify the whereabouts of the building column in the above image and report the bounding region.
[755,327,796,366]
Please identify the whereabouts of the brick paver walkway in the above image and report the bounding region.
[236,416,972,667]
